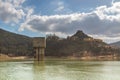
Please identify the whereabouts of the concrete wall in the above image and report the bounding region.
[33,37,46,61]
[33,37,46,48]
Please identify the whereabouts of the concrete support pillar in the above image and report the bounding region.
[39,48,44,61]
[33,37,46,61]
[34,48,45,61]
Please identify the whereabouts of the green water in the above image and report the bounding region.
[0,61,120,80]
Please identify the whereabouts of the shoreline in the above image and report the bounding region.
[0,54,120,61]
[0,54,30,61]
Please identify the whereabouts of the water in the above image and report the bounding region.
[0,61,120,80]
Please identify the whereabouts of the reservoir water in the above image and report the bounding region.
[0,61,120,80]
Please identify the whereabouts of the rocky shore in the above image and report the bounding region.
[0,54,28,61]
[0,53,120,61]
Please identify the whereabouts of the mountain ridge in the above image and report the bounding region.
[0,28,120,58]
[110,41,120,47]
[0,28,33,56]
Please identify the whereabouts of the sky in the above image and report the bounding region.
[0,0,120,43]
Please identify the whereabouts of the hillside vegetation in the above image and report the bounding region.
[0,28,120,58]
[0,29,33,56]
[46,30,120,57]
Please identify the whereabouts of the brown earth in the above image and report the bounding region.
[0,54,28,61]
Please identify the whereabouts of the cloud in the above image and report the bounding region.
[4,0,25,8]
[19,1,120,42]
[90,34,120,43]
[54,1,65,12]
[0,0,25,23]
[52,0,72,14]
[12,0,25,8]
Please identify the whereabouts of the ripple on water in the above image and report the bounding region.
[0,61,120,80]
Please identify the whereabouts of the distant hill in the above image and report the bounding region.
[0,28,120,58]
[71,30,91,39]
[0,28,33,56]
[46,30,120,57]
[110,41,120,47]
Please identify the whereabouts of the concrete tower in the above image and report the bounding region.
[33,37,46,61]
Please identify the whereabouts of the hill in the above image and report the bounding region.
[0,28,33,56]
[0,28,120,58]
[110,41,120,47]
[46,30,120,57]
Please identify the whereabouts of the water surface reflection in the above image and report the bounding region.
[33,61,45,80]
[0,61,120,80]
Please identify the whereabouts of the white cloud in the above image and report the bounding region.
[54,1,65,12]
[52,0,72,14]
[90,34,120,43]
[4,0,25,8]
[19,1,120,43]
[0,0,25,23]
[55,6,64,12]
[26,8,34,19]
[12,0,25,8]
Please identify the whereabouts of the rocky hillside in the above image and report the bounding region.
[0,28,33,56]
[0,28,120,57]
[46,30,120,57]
